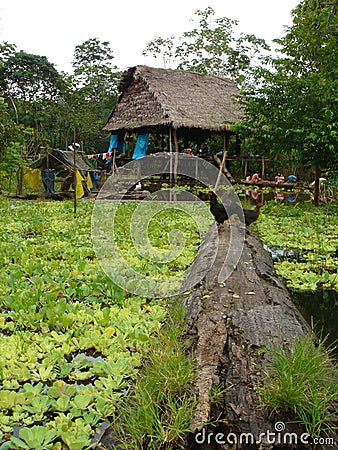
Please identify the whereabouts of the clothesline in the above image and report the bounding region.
[86,151,114,160]
[86,133,149,161]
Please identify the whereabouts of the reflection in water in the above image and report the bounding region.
[242,188,311,206]
[292,290,338,359]
[263,244,337,359]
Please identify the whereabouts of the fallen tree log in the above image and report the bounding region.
[181,220,336,449]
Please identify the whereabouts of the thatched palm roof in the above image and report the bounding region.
[103,65,241,134]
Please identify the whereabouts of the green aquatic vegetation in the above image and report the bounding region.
[113,300,197,449]
[0,197,207,448]
[99,201,212,296]
[257,202,338,291]
[0,200,163,442]
[10,426,57,450]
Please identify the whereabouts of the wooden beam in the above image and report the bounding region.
[261,156,265,177]
[214,152,236,185]
[168,125,173,188]
[173,128,179,185]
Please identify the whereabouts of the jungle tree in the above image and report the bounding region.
[236,0,337,204]
[143,7,270,84]
[0,48,67,155]
[70,38,120,152]
[0,44,25,187]
[0,95,20,188]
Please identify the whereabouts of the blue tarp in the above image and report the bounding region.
[132,134,149,160]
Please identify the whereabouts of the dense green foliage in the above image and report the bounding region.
[236,0,338,179]
[0,98,19,189]
[0,51,63,102]
[0,38,120,171]
[0,198,208,449]
[93,200,212,297]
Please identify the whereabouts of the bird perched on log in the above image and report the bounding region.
[209,191,228,224]
[209,191,263,227]
[243,203,264,226]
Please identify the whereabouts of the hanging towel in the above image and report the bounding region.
[86,172,93,191]
[76,170,84,198]
[22,168,42,190]
[108,133,126,155]
[132,134,149,160]
[107,134,118,152]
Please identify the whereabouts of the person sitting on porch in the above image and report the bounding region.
[275,173,285,184]
[287,174,297,183]
[251,172,261,183]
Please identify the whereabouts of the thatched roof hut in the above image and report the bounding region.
[103,65,241,137]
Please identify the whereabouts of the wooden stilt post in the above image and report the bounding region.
[73,117,77,216]
[73,144,77,216]
[168,125,173,201]
[214,151,227,191]
[168,125,172,186]
[16,167,23,196]
[214,131,235,189]
[173,128,179,186]
[111,149,117,176]
[46,148,50,197]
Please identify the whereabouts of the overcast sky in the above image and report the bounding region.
[0,0,300,74]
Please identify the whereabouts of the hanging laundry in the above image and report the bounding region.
[90,171,99,190]
[86,172,93,191]
[86,151,113,160]
[22,168,42,190]
[132,134,149,160]
[108,134,118,152]
[41,169,55,194]
[75,170,84,198]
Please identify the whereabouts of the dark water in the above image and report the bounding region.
[292,290,338,355]
[264,244,337,358]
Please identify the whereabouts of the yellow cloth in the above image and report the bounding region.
[87,172,93,190]
[22,168,41,190]
[76,170,84,198]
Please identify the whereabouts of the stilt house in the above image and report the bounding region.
[103,65,241,155]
